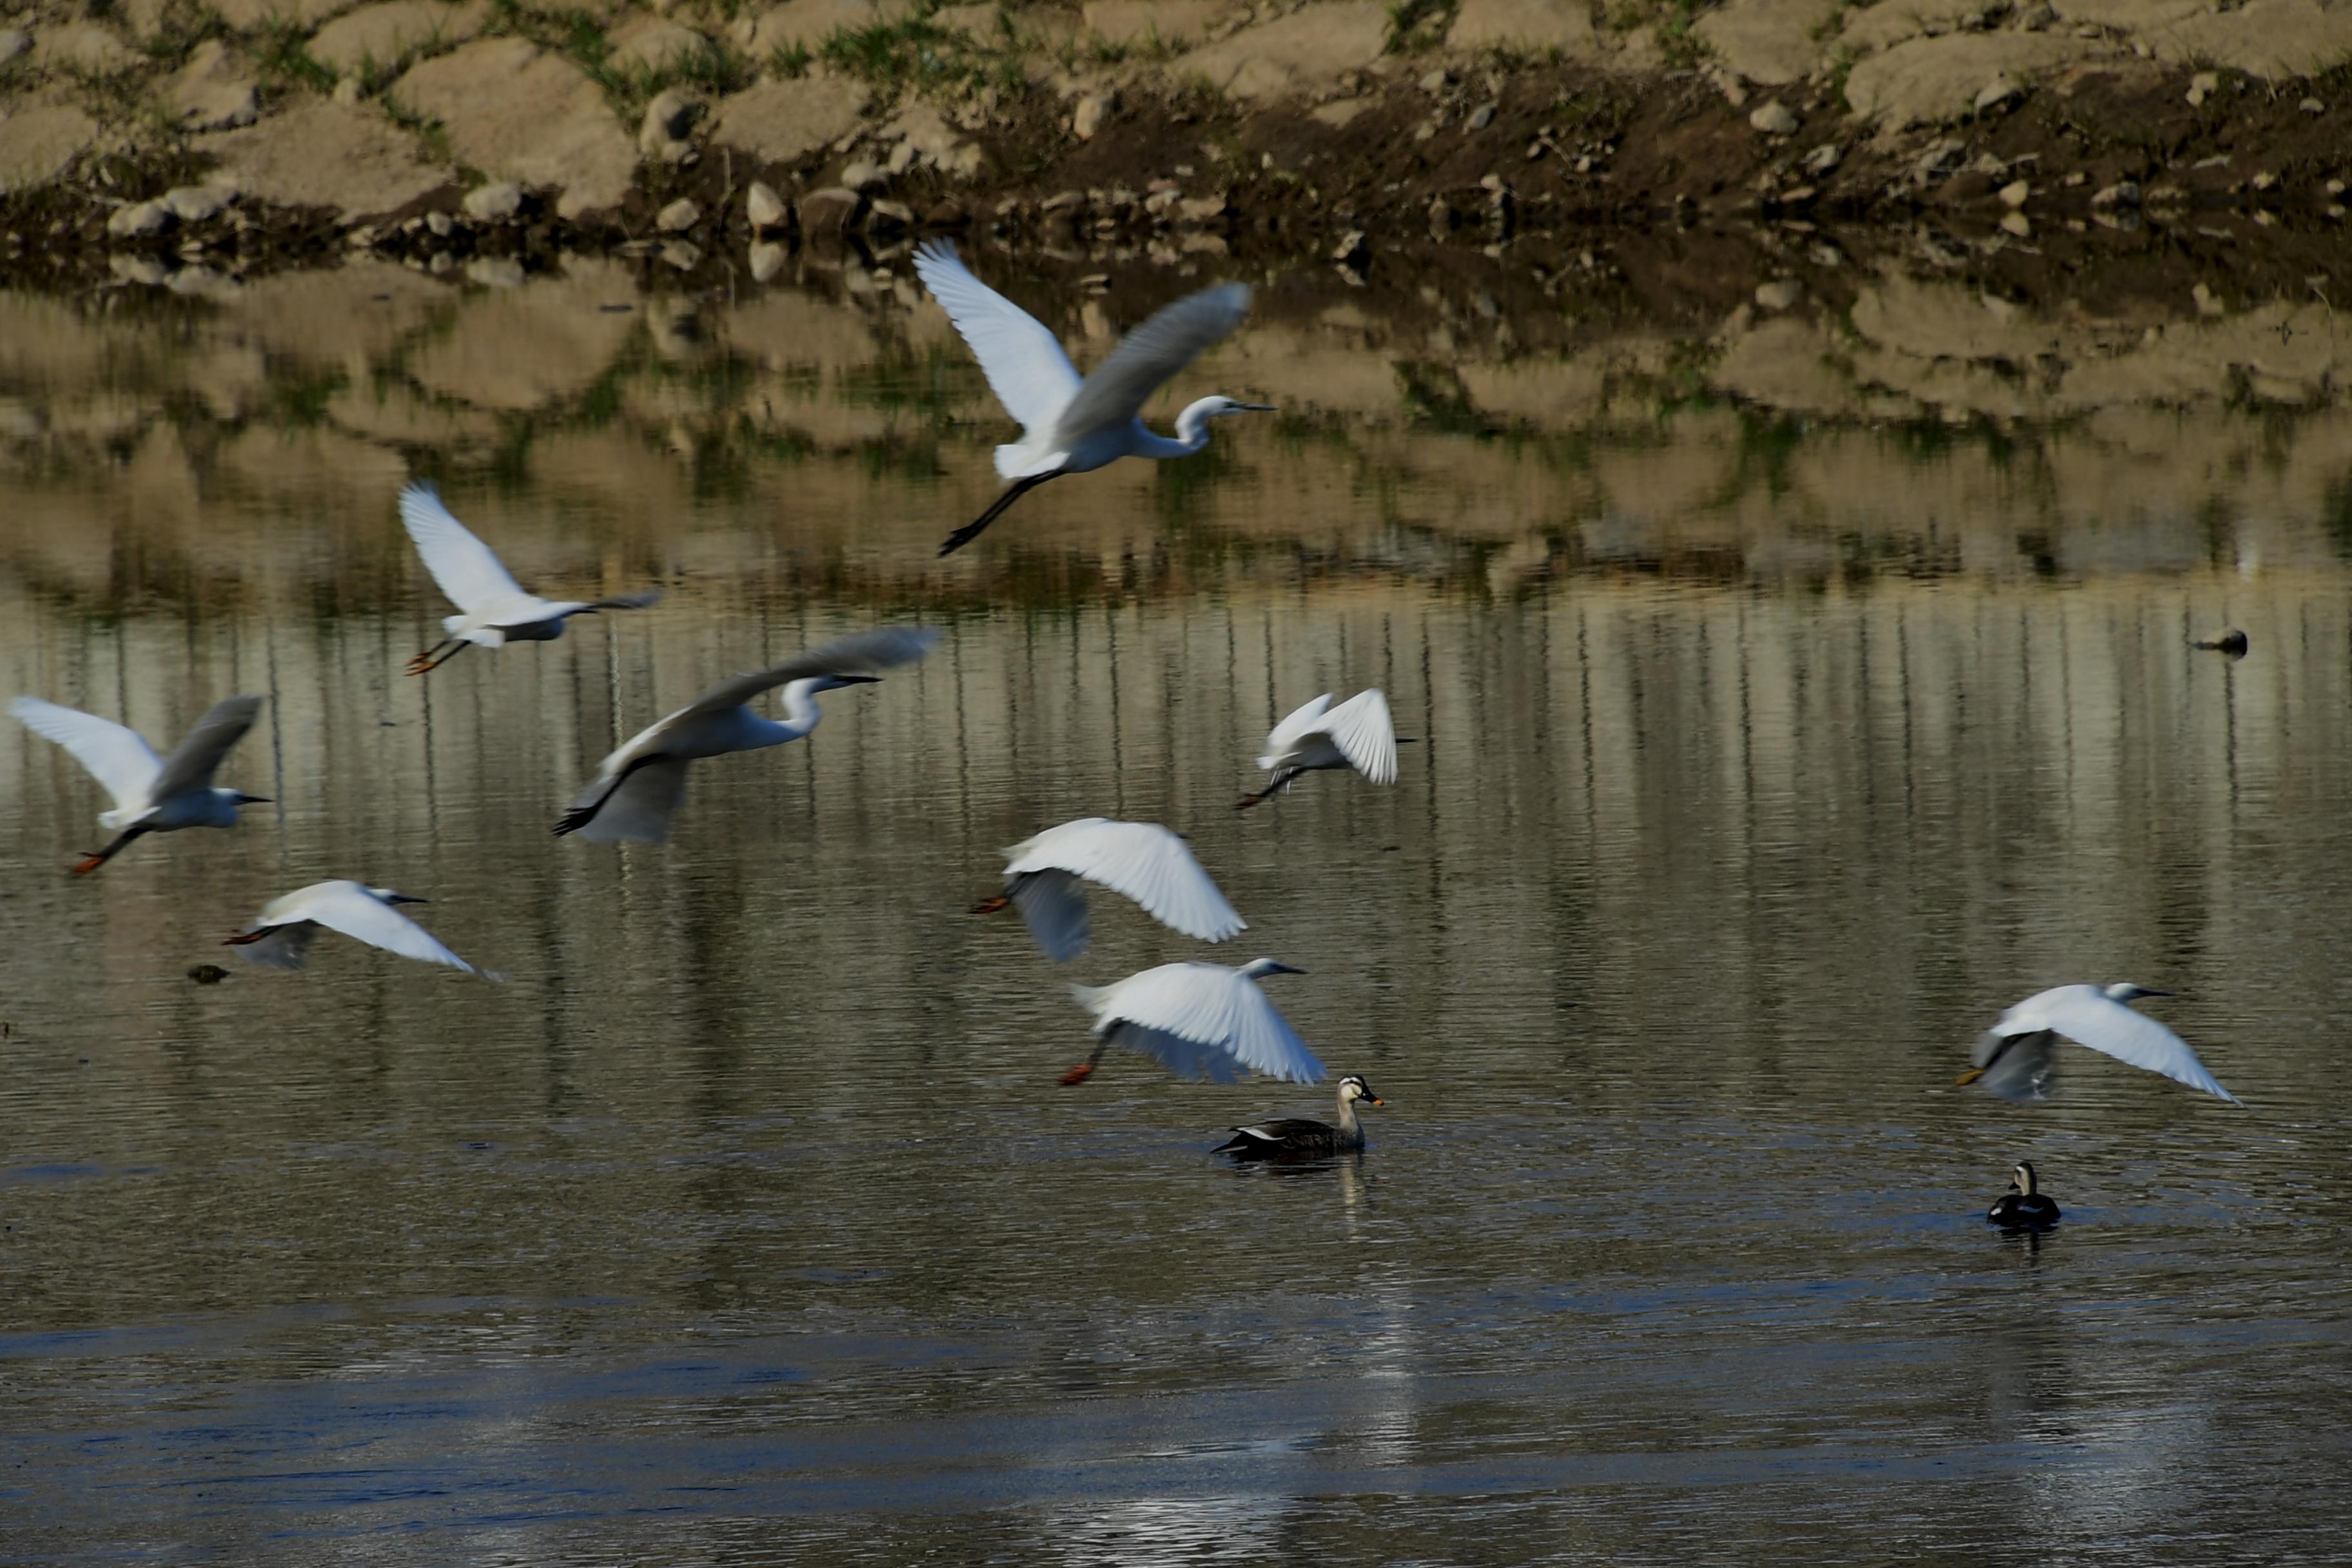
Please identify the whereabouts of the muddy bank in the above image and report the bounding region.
[0,0,2347,310]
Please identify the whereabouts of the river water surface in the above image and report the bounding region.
[3,253,2350,1563]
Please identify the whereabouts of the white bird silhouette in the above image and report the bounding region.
[398,480,660,674]
[972,818,1244,961]
[11,694,267,874]
[226,880,478,974]
[1061,958,1322,1087]
[556,626,937,844]
[913,239,1270,556]
[1961,984,2240,1104]
[1239,690,1398,808]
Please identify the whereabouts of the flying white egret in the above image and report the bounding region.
[398,480,661,674]
[1062,957,1323,1087]
[912,239,1271,556]
[225,880,478,974]
[1961,984,2240,1104]
[973,817,1244,962]
[555,626,937,843]
[1239,689,1398,808]
[1214,1074,1384,1159]
[11,694,268,874]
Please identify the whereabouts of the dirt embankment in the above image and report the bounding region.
[0,0,2347,320]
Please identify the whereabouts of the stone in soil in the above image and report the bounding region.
[640,88,701,161]
[30,23,134,72]
[1173,3,1387,104]
[462,180,524,222]
[309,2,487,76]
[1083,1,1220,46]
[199,99,447,221]
[1449,0,1602,55]
[393,37,638,219]
[1750,101,1800,135]
[0,29,28,66]
[657,197,700,232]
[1843,33,2092,126]
[0,101,98,195]
[166,40,261,132]
[108,200,173,238]
[734,0,912,54]
[708,74,870,165]
[1697,0,1843,88]
[611,18,710,70]
[745,181,789,233]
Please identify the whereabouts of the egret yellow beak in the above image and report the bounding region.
[1954,1066,1987,1086]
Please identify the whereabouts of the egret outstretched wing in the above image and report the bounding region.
[400,481,528,613]
[1979,985,2239,1103]
[1010,870,1092,963]
[1260,693,1335,765]
[150,696,264,801]
[1004,818,1244,961]
[1317,689,1397,785]
[681,627,940,719]
[10,698,162,810]
[914,240,1082,435]
[1078,962,1324,1084]
[1052,282,1253,439]
[282,881,475,972]
[565,758,689,845]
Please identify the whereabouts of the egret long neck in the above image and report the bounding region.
[1135,402,1222,460]
[776,679,828,739]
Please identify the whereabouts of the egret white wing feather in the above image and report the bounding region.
[1260,693,1334,765]
[233,922,320,970]
[1080,963,1324,1083]
[291,881,475,972]
[1317,689,1397,785]
[1997,985,2239,1102]
[150,696,264,801]
[10,698,162,810]
[399,481,529,612]
[1052,282,1253,438]
[1010,868,1091,963]
[681,627,940,719]
[1006,819,1244,947]
[570,758,691,844]
[913,240,1082,435]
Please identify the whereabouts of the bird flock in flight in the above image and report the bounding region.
[12,244,2241,1183]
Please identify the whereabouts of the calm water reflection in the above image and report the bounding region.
[3,262,2350,1563]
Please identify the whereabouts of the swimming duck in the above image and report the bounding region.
[1215,1074,1383,1159]
[1986,1162,2061,1228]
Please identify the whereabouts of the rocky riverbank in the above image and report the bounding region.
[0,0,2347,307]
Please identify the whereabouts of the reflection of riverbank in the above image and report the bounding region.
[4,252,2349,609]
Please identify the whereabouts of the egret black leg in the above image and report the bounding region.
[72,825,149,876]
[408,638,472,676]
[940,472,1056,556]
[1235,767,1303,810]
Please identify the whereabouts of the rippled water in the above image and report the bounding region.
[4,259,2351,1563]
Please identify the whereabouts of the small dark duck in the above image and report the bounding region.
[1215,1074,1383,1159]
[1986,1162,2061,1229]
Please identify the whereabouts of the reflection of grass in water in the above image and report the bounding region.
[1727,410,1805,499]
[838,353,987,429]
[2324,476,2352,562]
[1394,360,1490,436]
[859,435,942,483]
[264,365,348,428]
[1149,438,1233,527]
